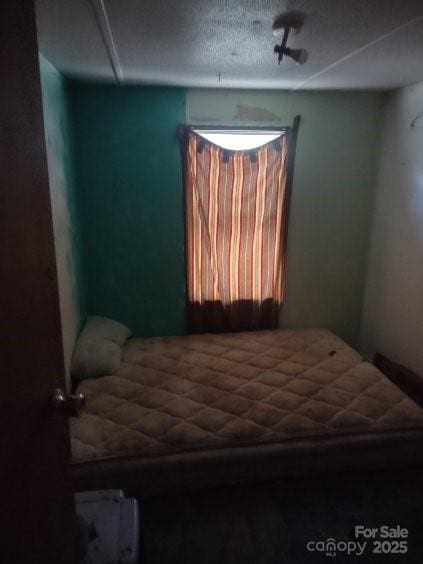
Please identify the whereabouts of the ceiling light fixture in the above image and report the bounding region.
[272,11,308,65]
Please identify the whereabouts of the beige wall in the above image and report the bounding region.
[360,82,423,374]
[187,89,384,346]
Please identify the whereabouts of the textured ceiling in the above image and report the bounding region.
[36,0,423,90]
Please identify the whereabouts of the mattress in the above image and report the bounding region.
[70,329,423,495]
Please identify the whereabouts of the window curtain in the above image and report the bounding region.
[184,129,291,333]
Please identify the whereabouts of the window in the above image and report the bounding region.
[194,129,284,151]
[184,128,290,333]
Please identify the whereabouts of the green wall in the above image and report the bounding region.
[188,89,385,345]
[39,56,86,381]
[69,83,186,336]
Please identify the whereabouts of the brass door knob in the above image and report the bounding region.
[51,388,86,417]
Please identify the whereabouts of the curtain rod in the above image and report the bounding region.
[183,124,291,132]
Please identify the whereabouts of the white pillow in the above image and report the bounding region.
[81,316,132,346]
[71,316,132,379]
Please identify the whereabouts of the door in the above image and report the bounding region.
[0,1,76,563]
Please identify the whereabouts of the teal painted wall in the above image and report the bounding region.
[69,83,186,336]
[188,89,385,345]
[39,55,86,382]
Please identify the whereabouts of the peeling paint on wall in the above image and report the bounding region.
[234,104,282,122]
[410,110,423,128]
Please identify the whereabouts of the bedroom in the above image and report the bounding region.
[2,0,423,562]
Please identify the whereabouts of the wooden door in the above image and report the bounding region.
[0,1,76,562]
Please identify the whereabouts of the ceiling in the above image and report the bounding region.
[36,0,423,90]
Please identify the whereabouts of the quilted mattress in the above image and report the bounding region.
[70,329,423,495]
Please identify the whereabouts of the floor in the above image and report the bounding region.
[139,466,423,563]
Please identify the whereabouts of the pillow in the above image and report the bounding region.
[80,315,132,346]
[71,316,132,379]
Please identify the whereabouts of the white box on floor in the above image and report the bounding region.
[75,489,139,564]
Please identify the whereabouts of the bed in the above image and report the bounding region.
[70,328,423,497]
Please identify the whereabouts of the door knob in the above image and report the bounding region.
[51,388,86,417]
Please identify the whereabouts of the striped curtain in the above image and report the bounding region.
[184,130,289,333]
